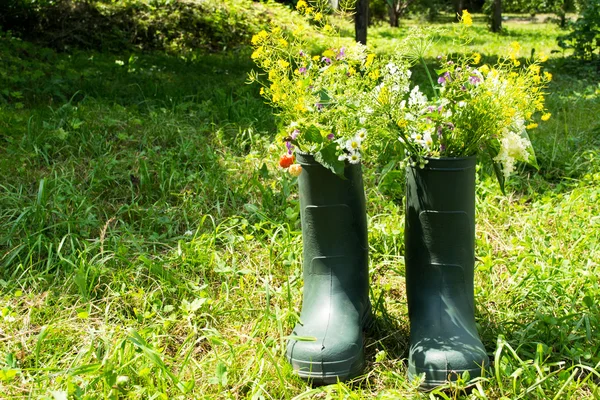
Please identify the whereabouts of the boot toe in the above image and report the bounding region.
[287,325,365,383]
[408,337,489,388]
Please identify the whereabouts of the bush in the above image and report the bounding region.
[558,0,600,60]
[0,0,274,53]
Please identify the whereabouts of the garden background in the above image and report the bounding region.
[0,0,599,398]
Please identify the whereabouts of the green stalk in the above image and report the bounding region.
[420,56,438,99]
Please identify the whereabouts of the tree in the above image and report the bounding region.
[355,0,368,44]
[386,0,418,26]
[490,0,502,32]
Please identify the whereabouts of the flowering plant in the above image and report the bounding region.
[367,11,552,190]
[248,1,383,176]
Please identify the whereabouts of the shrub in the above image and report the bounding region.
[0,0,274,53]
[558,0,600,60]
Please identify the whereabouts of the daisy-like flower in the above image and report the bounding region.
[356,128,367,141]
[348,152,361,164]
[346,138,361,152]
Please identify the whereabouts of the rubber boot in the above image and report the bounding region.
[286,152,371,385]
[404,156,489,389]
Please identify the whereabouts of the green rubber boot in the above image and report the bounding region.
[405,156,489,389]
[286,152,371,385]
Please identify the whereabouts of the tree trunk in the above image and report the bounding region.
[491,0,502,33]
[388,3,399,27]
[329,0,339,10]
[453,0,464,21]
[355,0,368,45]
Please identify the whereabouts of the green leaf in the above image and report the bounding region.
[303,125,323,144]
[314,144,345,177]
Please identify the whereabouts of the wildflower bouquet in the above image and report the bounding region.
[368,11,552,189]
[248,2,386,177]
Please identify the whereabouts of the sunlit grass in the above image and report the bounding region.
[0,7,599,399]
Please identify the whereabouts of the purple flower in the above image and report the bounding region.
[327,133,335,140]
[437,55,443,60]
[336,47,346,60]
[299,50,306,56]
[316,103,324,111]
[428,106,435,112]
[461,85,467,91]
[438,71,451,85]
[286,141,294,154]
[445,122,455,130]
[438,105,443,112]
[468,75,481,85]
[321,57,332,65]
[437,125,443,135]
[291,129,300,139]
[299,67,307,74]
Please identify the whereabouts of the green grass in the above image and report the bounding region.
[1,9,600,399]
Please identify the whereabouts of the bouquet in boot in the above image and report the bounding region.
[248,1,401,176]
[366,11,553,189]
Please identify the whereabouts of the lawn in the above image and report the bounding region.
[1,5,599,399]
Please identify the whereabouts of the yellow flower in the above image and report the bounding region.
[526,123,539,129]
[526,111,533,119]
[532,75,541,84]
[513,59,521,67]
[529,64,541,74]
[312,55,320,61]
[397,119,408,128]
[263,59,271,68]
[296,0,307,10]
[277,59,290,69]
[544,71,552,81]
[259,87,265,95]
[377,85,389,105]
[323,24,334,34]
[251,30,268,45]
[510,71,519,78]
[348,66,356,76]
[538,53,549,62]
[278,38,288,47]
[510,41,521,53]
[479,64,490,75]
[541,113,551,121]
[269,70,277,81]
[294,101,307,112]
[461,10,473,27]
[472,53,481,64]
[305,6,314,15]
[251,46,264,60]
[368,69,380,80]
[365,53,376,68]
[314,12,323,21]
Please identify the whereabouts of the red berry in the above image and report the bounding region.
[279,154,294,168]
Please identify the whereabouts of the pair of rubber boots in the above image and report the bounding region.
[286,154,489,388]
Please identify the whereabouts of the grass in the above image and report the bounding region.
[1,8,600,399]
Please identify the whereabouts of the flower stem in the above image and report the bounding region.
[420,56,438,99]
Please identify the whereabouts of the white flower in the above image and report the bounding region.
[458,101,467,107]
[348,152,361,164]
[356,128,367,141]
[386,62,399,75]
[408,86,428,107]
[494,120,532,177]
[364,106,374,114]
[346,138,361,152]
[359,117,367,124]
